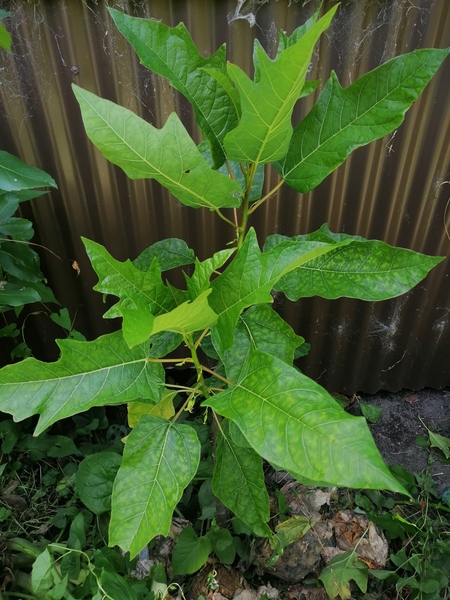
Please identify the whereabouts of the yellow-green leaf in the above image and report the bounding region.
[128,391,177,428]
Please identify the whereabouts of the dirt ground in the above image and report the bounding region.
[359,387,450,495]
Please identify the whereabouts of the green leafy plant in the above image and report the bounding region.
[0,5,448,560]
[0,151,85,363]
[342,467,450,599]
[0,410,152,599]
[0,151,61,360]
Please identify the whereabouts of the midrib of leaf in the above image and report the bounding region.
[283,57,433,180]
[295,251,435,275]
[78,91,222,210]
[232,370,389,480]
[253,67,309,167]
[2,356,148,385]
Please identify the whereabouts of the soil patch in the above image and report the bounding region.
[360,387,450,495]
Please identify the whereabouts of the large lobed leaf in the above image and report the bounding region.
[84,238,176,347]
[84,237,218,346]
[278,47,450,192]
[204,349,408,494]
[0,331,164,435]
[265,225,444,301]
[109,9,238,169]
[72,85,241,210]
[223,5,338,165]
[109,415,200,557]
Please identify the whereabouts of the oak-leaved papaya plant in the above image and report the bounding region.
[0,5,448,559]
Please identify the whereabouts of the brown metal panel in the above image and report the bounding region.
[0,0,448,391]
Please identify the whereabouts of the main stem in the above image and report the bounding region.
[185,333,210,399]
[237,163,256,250]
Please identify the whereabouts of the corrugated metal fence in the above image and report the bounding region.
[0,0,449,393]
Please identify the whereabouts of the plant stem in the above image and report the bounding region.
[185,333,210,399]
[248,178,285,214]
[194,327,209,349]
[236,163,257,249]
[146,357,193,364]
[225,160,236,180]
[215,208,239,229]
[200,364,235,387]
[0,237,62,260]
[212,410,225,438]
[164,383,196,392]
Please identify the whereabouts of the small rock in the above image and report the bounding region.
[330,510,388,568]
[258,521,333,583]
[256,583,279,599]
[285,584,328,599]
[233,590,257,600]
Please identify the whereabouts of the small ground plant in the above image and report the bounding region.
[0,5,448,561]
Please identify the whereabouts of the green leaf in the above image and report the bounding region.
[0,242,43,282]
[150,289,218,337]
[0,330,165,435]
[0,194,19,220]
[0,21,11,52]
[319,551,368,599]
[212,419,271,537]
[83,237,176,347]
[108,9,238,168]
[133,238,195,272]
[223,6,338,165]
[0,280,41,307]
[223,304,304,380]
[47,435,81,458]
[72,85,241,209]
[278,48,450,192]
[360,402,383,424]
[127,390,177,428]
[428,430,450,459]
[228,419,252,448]
[198,139,264,203]
[186,247,235,300]
[275,515,314,545]
[31,548,54,594]
[298,79,321,99]
[0,151,56,192]
[76,451,122,514]
[172,526,212,575]
[207,527,236,564]
[109,416,200,557]
[0,217,34,241]
[267,226,443,301]
[98,569,139,600]
[276,5,322,56]
[204,349,408,493]
[209,228,344,357]
[0,194,34,241]
[22,279,59,306]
